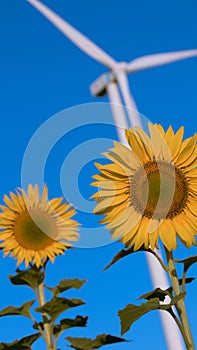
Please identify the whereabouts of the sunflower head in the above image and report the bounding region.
[92,123,197,251]
[0,184,79,267]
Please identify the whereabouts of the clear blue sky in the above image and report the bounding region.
[0,0,197,349]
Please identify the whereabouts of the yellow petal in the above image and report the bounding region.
[170,126,184,160]
[176,134,197,166]
[133,217,149,250]
[159,220,176,250]
[112,208,141,239]
[106,206,135,229]
[148,218,160,233]
[125,129,151,163]
[148,123,165,160]
[149,229,159,250]
[172,216,193,247]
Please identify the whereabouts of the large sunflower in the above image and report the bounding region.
[0,185,79,267]
[92,123,197,251]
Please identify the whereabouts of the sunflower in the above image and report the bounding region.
[0,185,79,267]
[91,123,197,251]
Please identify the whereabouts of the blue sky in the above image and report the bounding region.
[0,0,197,349]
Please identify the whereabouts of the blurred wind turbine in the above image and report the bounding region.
[26,0,197,349]
[26,0,197,138]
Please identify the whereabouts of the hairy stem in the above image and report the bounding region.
[37,282,54,350]
[165,249,195,350]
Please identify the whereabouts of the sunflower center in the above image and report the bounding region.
[14,210,55,250]
[131,160,188,219]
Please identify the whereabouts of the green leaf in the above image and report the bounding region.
[167,277,195,294]
[66,334,127,349]
[9,267,44,291]
[35,297,85,322]
[119,294,184,335]
[176,255,197,273]
[46,278,86,297]
[138,278,194,301]
[0,300,35,319]
[138,288,171,302]
[104,246,153,270]
[119,298,161,335]
[33,315,88,336]
[53,315,88,338]
[0,332,40,349]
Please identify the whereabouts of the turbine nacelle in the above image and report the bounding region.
[90,62,127,97]
[90,72,115,97]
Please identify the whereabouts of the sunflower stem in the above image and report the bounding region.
[37,282,54,350]
[182,270,187,295]
[165,248,195,350]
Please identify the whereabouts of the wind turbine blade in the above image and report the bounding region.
[115,70,141,127]
[107,80,184,350]
[26,0,117,69]
[127,49,197,73]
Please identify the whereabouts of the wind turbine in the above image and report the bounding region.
[26,1,197,349]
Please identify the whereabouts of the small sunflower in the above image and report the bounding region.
[92,123,197,251]
[0,185,79,267]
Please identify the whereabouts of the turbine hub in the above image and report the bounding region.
[113,62,127,73]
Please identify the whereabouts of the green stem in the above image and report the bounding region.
[37,282,54,350]
[165,249,195,350]
[182,270,187,295]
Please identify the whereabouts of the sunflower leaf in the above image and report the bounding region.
[0,332,40,350]
[119,294,184,335]
[46,278,86,297]
[176,255,197,273]
[137,288,171,301]
[104,246,153,270]
[0,300,35,319]
[9,267,44,291]
[53,315,88,338]
[35,297,85,323]
[66,334,127,349]
[138,278,194,301]
[167,277,195,294]
[119,298,161,335]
